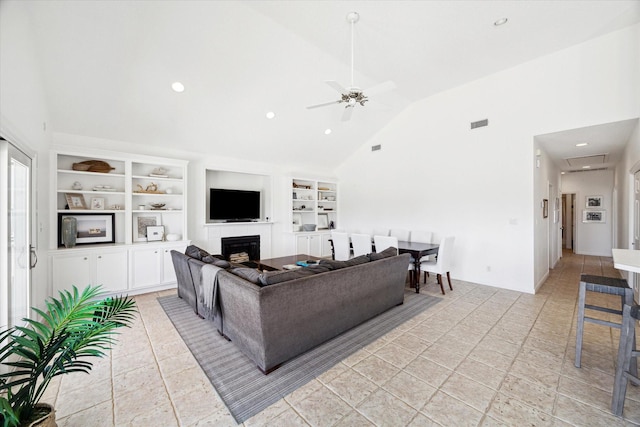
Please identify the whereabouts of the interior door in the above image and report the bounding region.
[0,139,33,329]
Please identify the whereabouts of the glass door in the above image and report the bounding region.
[0,139,32,329]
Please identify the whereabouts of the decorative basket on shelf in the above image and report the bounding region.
[72,160,115,173]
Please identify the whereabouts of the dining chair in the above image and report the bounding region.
[351,233,373,257]
[372,228,389,237]
[330,231,351,261]
[373,235,398,253]
[390,229,410,242]
[374,235,416,283]
[420,236,455,294]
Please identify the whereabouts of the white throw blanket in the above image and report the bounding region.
[201,264,223,320]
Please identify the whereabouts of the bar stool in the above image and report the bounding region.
[612,304,640,416]
[575,274,634,368]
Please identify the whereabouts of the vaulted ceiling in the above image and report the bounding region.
[22,0,640,171]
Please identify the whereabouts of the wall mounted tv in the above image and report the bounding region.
[210,188,261,222]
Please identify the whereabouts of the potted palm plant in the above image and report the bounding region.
[0,285,137,427]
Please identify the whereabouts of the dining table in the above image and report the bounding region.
[328,237,440,293]
[397,241,440,293]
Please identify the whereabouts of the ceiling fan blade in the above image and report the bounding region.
[341,106,354,121]
[306,100,341,109]
[325,80,348,94]
[364,80,396,96]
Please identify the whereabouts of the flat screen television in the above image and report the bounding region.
[210,188,260,222]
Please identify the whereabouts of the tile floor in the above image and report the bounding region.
[43,250,640,426]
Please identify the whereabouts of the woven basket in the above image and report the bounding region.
[72,160,115,173]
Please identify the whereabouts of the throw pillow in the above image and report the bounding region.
[369,246,398,261]
[185,245,211,261]
[202,255,231,269]
[230,267,262,284]
[319,255,370,269]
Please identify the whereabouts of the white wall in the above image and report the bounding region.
[533,142,562,289]
[0,1,53,309]
[561,170,614,256]
[336,24,640,294]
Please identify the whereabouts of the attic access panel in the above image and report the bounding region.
[564,154,606,168]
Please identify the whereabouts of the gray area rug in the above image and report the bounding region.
[158,290,441,424]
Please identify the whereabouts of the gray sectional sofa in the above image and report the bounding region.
[171,246,411,374]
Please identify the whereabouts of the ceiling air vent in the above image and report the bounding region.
[565,154,606,168]
[470,119,488,129]
[371,144,381,152]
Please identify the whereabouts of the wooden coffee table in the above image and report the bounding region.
[257,254,322,271]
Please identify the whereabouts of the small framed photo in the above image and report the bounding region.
[317,213,329,229]
[583,210,606,223]
[586,195,603,208]
[146,225,165,242]
[91,197,105,210]
[58,213,115,247]
[65,193,87,210]
[134,213,162,242]
[542,199,549,219]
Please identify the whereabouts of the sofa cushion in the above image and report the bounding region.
[202,255,231,269]
[230,267,262,284]
[369,246,398,261]
[259,265,331,286]
[185,245,211,261]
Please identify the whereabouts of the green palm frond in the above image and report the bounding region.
[0,285,137,426]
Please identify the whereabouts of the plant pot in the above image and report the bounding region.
[28,403,57,427]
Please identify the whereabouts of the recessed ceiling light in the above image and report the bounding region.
[494,18,508,26]
[324,129,332,135]
[576,142,589,147]
[266,111,276,119]
[582,165,591,169]
[561,172,566,175]
[171,82,185,93]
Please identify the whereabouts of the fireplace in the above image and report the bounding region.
[221,235,260,264]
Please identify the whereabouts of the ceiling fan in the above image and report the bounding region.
[306,12,396,121]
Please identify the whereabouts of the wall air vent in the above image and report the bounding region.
[470,119,489,129]
[371,144,381,152]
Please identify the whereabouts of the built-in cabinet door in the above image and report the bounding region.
[131,247,162,289]
[161,245,187,284]
[95,251,128,292]
[52,254,92,294]
[295,233,325,257]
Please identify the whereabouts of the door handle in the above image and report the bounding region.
[29,245,38,269]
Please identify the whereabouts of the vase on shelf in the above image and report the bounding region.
[61,216,77,248]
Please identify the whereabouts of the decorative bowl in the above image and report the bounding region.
[150,203,166,209]
[302,224,316,232]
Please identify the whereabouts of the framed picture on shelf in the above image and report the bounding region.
[586,195,603,208]
[146,225,165,242]
[318,213,329,229]
[57,213,115,247]
[134,213,162,242]
[65,193,87,210]
[583,210,606,223]
[90,197,104,210]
